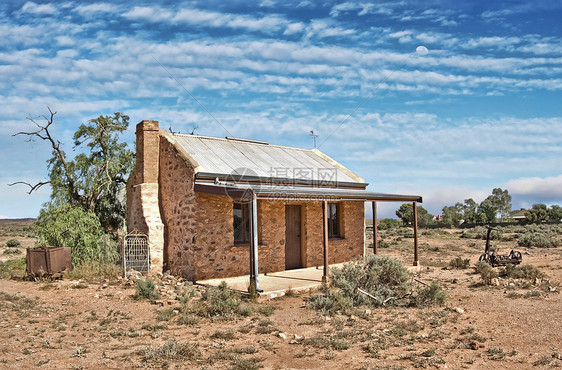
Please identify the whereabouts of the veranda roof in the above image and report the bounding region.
[194,181,422,203]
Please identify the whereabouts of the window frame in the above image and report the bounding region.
[233,201,251,245]
[327,202,342,239]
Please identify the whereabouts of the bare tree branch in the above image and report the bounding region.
[8,181,51,194]
[12,107,82,204]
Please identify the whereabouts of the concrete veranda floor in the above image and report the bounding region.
[196,264,345,300]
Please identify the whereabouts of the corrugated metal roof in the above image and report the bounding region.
[173,134,365,185]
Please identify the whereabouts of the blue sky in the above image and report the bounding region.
[1,0,561,219]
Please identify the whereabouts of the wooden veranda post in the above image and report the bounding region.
[322,200,329,281]
[412,201,419,266]
[372,201,378,254]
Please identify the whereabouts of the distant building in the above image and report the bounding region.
[510,209,528,222]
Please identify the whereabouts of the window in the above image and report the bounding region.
[327,203,340,238]
[233,202,250,244]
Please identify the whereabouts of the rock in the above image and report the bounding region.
[491,278,500,286]
[278,332,287,340]
[452,279,458,284]
[454,307,465,314]
[548,286,556,292]
[363,309,372,315]
[289,340,299,345]
[293,334,303,340]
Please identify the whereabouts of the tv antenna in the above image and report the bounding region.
[309,130,318,148]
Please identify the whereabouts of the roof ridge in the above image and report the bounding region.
[172,133,315,152]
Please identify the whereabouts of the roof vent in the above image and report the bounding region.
[225,137,269,145]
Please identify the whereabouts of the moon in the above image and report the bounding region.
[416,45,428,56]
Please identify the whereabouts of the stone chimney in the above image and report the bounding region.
[127,120,165,274]
[136,120,160,184]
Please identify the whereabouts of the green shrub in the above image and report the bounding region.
[177,289,196,306]
[194,281,249,318]
[449,257,470,269]
[3,248,22,255]
[501,264,544,280]
[475,261,498,285]
[461,227,502,240]
[307,256,446,313]
[0,258,26,279]
[134,279,159,300]
[156,307,177,321]
[517,232,559,248]
[35,205,119,266]
[5,239,21,248]
[411,281,447,307]
[331,255,410,307]
[306,288,353,315]
[377,219,401,230]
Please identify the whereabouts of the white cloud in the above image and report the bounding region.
[123,6,289,33]
[284,22,305,35]
[122,6,173,22]
[506,175,562,198]
[297,1,314,7]
[21,1,57,15]
[463,36,520,49]
[74,3,119,16]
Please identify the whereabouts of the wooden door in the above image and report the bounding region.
[285,205,302,270]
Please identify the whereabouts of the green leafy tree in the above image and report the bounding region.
[396,204,434,226]
[489,188,512,219]
[461,198,478,223]
[11,109,133,265]
[441,203,464,227]
[525,204,549,223]
[11,109,133,232]
[549,205,562,221]
[476,197,497,223]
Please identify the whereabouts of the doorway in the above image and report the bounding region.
[285,205,302,270]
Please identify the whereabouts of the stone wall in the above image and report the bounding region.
[158,135,254,281]
[129,122,366,280]
[302,201,365,267]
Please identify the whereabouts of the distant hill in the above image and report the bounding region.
[0,218,36,222]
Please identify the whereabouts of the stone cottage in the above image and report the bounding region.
[126,120,422,284]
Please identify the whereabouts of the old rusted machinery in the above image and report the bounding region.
[478,226,522,267]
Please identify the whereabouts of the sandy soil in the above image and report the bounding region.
[0,228,561,369]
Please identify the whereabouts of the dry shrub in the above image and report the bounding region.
[518,232,559,248]
[501,264,544,280]
[139,339,200,362]
[307,255,446,313]
[66,260,122,282]
[449,257,470,269]
[475,261,498,285]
